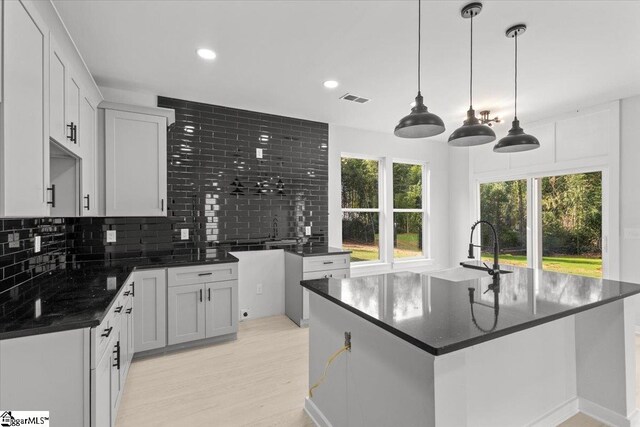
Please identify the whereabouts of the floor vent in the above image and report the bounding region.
[340,93,371,104]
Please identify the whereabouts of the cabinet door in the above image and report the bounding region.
[301,269,350,321]
[93,347,112,427]
[168,284,205,345]
[49,37,67,145]
[133,270,167,352]
[205,280,238,338]
[110,335,121,427]
[66,73,81,151]
[104,109,167,216]
[80,97,97,215]
[2,0,50,217]
[119,300,129,386]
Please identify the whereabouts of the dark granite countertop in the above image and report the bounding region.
[0,251,238,340]
[284,245,351,257]
[301,267,640,356]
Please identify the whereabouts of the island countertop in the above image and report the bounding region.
[301,267,640,355]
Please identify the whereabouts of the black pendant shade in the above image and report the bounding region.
[394,92,445,138]
[494,24,539,153]
[493,119,539,153]
[394,0,445,139]
[448,2,496,147]
[448,108,496,147]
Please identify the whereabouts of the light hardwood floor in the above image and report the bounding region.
[116,315,639,427]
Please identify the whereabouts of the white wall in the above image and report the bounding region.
[328,124,450,276]
[449,101,621,278]
[230,250,285,320]
[619,96,640,326]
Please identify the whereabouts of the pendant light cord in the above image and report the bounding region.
[514,32,518,119]
[417,0,421,94]
[469,13,473,108]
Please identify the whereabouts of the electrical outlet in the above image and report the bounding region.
[257,283,263,294]
[106,230,117,243]
[181,228,189,240]
[305,226,311,236]
[34,235,41,253]
[256,148,263,159]
[240,308,250,319]
[7,232,19,249]
[107,276,117,290]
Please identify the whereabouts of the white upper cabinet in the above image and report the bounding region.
[1,0,51,217]
[104,108,168,217]
[80,97,98,216]
[49,37,67,145]
[49,35,82,155]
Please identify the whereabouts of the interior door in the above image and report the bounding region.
[168,284,206,345]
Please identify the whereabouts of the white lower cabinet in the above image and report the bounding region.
[168,283,207,345]
[133,269,166,352]
[91,279,133,427]
[167,265,238,346]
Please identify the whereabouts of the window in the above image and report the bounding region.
[478,171,603,278]
[393,162,425,259]
[541,172,602,278]
[479,179,528,267]
[341,157,381,262]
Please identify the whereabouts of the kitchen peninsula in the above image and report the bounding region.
[302,267,640,427]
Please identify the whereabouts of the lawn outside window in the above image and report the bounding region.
[341,156,383,263]
[393,161,427,260]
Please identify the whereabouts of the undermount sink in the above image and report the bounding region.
[426,267,491,283]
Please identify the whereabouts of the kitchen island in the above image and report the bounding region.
[301,267,640,427]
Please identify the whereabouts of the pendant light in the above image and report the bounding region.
[494,24,539,153]
[394,0,445,138]
[448,3,496,147]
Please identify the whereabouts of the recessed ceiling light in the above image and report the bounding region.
[323,80,339,89]
[196,48,216,60]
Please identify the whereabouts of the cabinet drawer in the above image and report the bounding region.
[168,263,238,287]
[303,255,350,273]
[303,268,350,281]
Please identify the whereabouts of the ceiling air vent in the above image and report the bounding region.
[340,93,371,104]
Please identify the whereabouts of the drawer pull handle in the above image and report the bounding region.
[114,306,123,313]
[126,308,132,314]
[198,272,213,276]
[124,291,131,296]
[323,261,333,264]
[101,327,113,337]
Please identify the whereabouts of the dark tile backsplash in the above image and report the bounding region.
[0,218,67,294]
[68,96,329,264]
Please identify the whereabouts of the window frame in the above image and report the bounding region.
[474,165,609,277]
[391,159,429,262]
[340,153,385,265]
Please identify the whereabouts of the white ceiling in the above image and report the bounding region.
[54,0,640,136]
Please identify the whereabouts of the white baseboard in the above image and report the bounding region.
[304,397,332,427]
[528,397,579,427]
[579,397,638,427]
